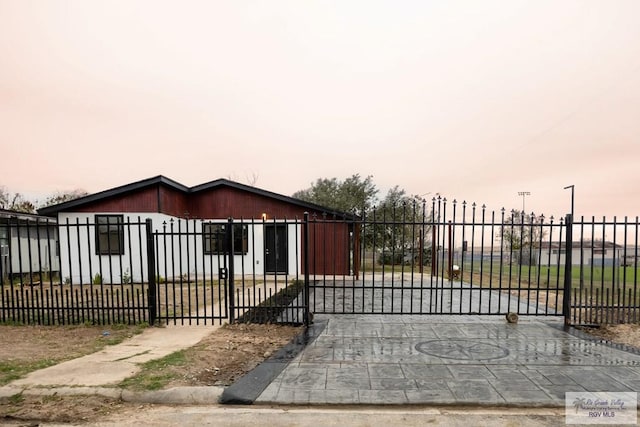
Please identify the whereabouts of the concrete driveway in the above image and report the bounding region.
[254,313,640,406]
[223,277,640,407]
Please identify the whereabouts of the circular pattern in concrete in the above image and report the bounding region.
[416,339,510,361]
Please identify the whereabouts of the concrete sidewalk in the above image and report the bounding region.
[0,323,225,403]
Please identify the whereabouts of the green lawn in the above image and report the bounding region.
[459,262,640,306]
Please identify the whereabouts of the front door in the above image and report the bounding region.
[264,224,288,274]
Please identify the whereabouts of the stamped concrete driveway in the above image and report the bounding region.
[254,279,640,406]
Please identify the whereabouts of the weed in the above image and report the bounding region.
[8,393,24,405]
[119,350,187,391]
[122,268,131,284]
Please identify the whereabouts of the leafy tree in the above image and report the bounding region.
[0,186,36,213]
[368,186,432,258]
[292,174,378,216]
[41,189,88,207]
[498,210,547,265]
[294,176,435,263]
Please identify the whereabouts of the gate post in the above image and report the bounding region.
[227,218,235,323]
[145,219,157,325]
[563,214,573,326]
[303,212,310,327]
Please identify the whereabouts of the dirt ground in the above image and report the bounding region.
[0,322,301,424]
[577,322,640,349]
[0,322,638,425]
[147,323,303,389]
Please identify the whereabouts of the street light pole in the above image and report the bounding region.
[517,191,531,213]
[564,184,581,288]
[563,185,574,218]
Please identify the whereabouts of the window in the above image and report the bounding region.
[203,223,248,255]
[95,215,124,255]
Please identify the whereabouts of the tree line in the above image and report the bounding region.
[0,187,88,214]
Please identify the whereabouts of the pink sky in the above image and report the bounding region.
[1,0,639,218]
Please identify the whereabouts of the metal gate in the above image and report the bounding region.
[149,217,309,325]
[308,199,639,326]
[308,201,564,320]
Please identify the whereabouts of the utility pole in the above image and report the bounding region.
[518,191,531,213]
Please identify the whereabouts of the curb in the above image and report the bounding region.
[0,385,224,405]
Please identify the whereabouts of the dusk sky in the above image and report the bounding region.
[1,1,639,219]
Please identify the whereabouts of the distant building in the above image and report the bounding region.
[0,209,59,282]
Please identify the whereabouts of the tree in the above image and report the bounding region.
[41,189,88,208]
[292,174,378,216]
[293,176,435,262]
[498,210,547,265]
[368,186,432,257]
[0,186,36,213]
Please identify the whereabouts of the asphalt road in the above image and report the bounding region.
[84,405,567,427]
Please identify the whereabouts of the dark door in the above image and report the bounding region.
[265,224,288,273]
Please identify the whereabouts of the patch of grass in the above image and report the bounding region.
[119,350,187,391]
[8,392,25,405]
[0,360,58,386]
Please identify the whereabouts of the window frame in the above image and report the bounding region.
[203,223,248,255]
[95,214,125,255]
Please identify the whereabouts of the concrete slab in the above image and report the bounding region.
[9,324,218,387]
[254,314,640,407]
[250,279,640,406]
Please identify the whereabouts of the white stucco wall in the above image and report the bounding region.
[57,213,301,284]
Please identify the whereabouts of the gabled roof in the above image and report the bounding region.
[37,176,183,216]
[37,175,355,219]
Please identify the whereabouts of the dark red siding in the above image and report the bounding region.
[159,186,189,217]
[73,187,160,213]
[188,187,310,219]
[305,221,352,276]
[64,182,357,275]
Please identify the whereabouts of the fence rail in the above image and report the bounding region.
[1,202,638,326]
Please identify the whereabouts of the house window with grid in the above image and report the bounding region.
[95,215,124,255]
[203,223,248,255]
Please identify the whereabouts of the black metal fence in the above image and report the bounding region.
[308,200,639,326]
[0,215,310,326]
[1,201,638,326]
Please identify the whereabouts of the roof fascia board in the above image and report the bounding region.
[38,175,187,216]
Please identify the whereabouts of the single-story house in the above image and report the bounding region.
[539,241,624,267]
[0,209,59,282]
[38,176,358,284]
